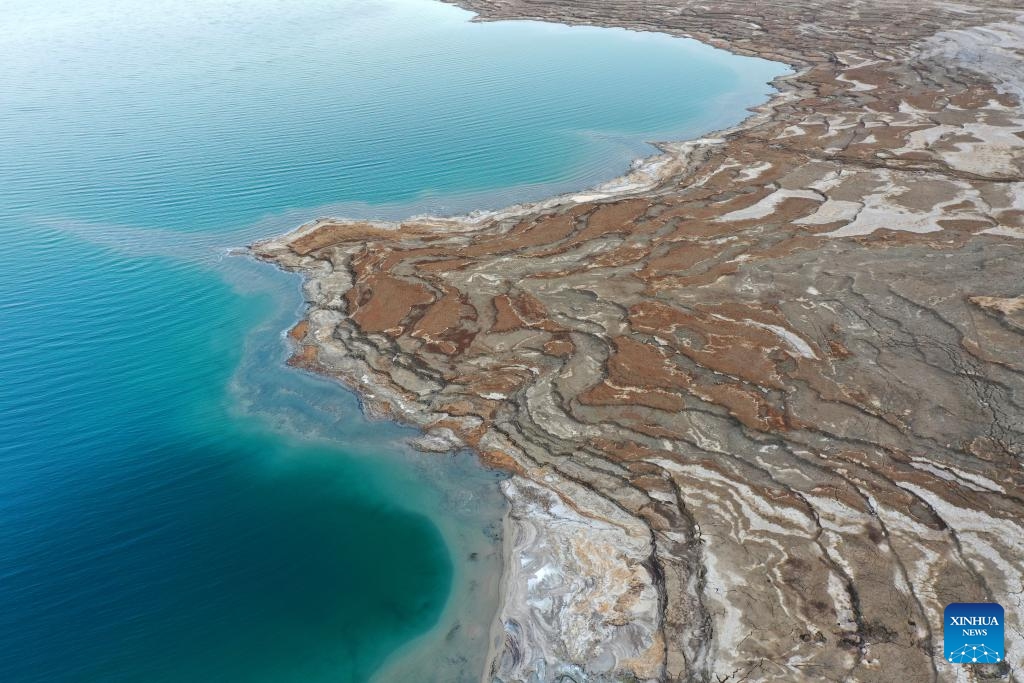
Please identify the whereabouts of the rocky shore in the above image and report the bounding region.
[254,0,1024,680]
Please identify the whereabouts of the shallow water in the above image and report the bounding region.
[0,1,787,681]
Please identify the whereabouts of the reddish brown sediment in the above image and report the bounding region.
[255,1,1024,680]
[286,319,308,341]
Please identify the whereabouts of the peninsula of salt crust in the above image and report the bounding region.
[254,0,1024,680]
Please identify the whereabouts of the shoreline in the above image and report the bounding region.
[256,56,805,249]
[249,36,798,683]
[221,252,510,683]
[254,1,1024,681]
[480,494,515,683]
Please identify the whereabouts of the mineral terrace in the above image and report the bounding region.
[255,0,1024,680]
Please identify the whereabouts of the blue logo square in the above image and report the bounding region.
[944,602,1004,664]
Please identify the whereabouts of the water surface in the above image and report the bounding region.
[0,1,787,681]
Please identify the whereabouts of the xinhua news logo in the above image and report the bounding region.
[944,602,1004,664]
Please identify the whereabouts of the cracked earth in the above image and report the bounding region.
[255,0,1024,680]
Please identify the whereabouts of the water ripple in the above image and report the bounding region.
[0,1,787,681]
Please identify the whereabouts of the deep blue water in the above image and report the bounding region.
[0,1,787,681]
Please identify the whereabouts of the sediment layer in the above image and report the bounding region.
[255,1,1024,680]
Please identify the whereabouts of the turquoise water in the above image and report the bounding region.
[0,1,787,681]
